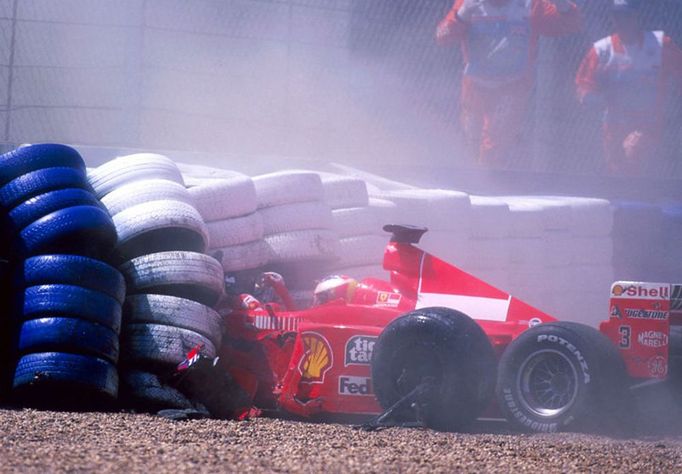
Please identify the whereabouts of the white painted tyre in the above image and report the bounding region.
[112,199,209,259]
[88,154,184,198]
[187,175,257,222]
[463,238,512,270]
[124,294,223,350]
[469,196,511,239]
[539,196,614,237]
[332,206,379,238]
[253,171,324,208]
[330,264,389,281]
[335,234,386,268]
[100,179,193,217]
[498,198,547,238]
[265,229,339,264]
[568,237,614,265]
[319,173,369,209]
[507,238,548,267]
[419,231,469,266]
[178,162,247,181]
[260,201,333,235]
[373,189,471,231]
[119,251,224,307]
[210,239,270,272]
[368,197,398,229]
[207,212,264,248]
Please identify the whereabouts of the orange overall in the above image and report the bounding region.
[576,32,682,175]
[437,0,581,165]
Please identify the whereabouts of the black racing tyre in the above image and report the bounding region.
[0,167,90,210]
[17,317,120,364]
[667,325,682,382]
[21,284,122,333]
[12,352,118,405]
[371,307,497,432]
[6,188,101,232]
[496,321,630,433]
[16,205,117,257]
[0,144,85,187]
[19,255,126,304]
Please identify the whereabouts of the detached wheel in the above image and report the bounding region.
[371,307,497,432]
[496,321,629,433]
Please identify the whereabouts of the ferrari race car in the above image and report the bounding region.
[192,225,681,433]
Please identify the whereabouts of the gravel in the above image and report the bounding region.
[0,409,681,473]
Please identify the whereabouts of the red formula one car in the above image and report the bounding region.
[198,225,681,433]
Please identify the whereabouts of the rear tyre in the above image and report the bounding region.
[496,321,630,433]
[371,307,497,432]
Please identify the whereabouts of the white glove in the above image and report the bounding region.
[548,0,573,13]
[456,0,484,23]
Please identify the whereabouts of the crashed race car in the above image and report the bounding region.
[184,225,682,433]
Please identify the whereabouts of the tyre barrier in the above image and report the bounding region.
[0,145,122,406]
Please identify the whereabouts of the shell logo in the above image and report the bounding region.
[612,284,626,296]
[299,332,333,383]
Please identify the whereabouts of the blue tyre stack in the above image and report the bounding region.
[0,144,123,407]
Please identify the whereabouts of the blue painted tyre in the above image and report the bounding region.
[12,352,118,403]
[0,144,84,187]
[0,167,90,210]
[22,284,122,333]
[5,188,101,232]
[18,317,120,364]
[16,205,117,258]
[19,255,125,304]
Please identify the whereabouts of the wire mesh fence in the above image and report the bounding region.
[0,0,679,178]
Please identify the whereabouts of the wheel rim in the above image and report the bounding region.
[517,349,579,418]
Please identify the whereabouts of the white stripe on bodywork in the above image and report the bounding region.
[416,293,511,321]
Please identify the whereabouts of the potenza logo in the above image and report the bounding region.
[638,331,668,348]
[338,376,373,396]
[299,332,333,384]
[344,335,376,366]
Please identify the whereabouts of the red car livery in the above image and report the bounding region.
[214,225,681,433]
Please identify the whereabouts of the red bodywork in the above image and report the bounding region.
[219,236,677,419]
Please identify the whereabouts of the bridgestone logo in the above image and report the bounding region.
[624,309,668,320]
[537,334,590,384]
[502,388,558,433]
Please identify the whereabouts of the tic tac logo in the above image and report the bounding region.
[611,282,670,300]
[638,331,669,348]
[299,332,333,384]
[338,376,373,396]
[345,335,376,366]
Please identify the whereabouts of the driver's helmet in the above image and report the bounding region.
[313,275,358,305]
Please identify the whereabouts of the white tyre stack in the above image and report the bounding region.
[370,188,472,269]
[465,196,513,291]
[184,172,269,276]
[253,171,339,308]
[541,197,614,326]
[322,174,389,281]
[88,154,223,410]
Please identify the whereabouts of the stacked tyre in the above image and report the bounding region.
[323,174,389,280]
[254,171,339,308]
[183,171,269,287]
[88,154,223,411]
[370,188,472,268]
[1,144,121,406]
